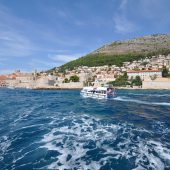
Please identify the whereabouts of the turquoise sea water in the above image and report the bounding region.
[0,88,170,170]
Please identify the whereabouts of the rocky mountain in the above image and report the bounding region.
[52,34,170,72]
[93,34,170,55]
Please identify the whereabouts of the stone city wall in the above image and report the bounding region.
[143,78,170,89]
[58,82,83,89]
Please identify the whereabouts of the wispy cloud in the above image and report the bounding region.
[113,15,136,33]
[28,59,56,72]
[0,4,80,58]
[0,31,34,57]
[114,0,170,34]
[113,0,137,34]
[0,3,85,72]
[137,0,170,22]
[48,53,84,63]
[0,69,15,74]
[0,4,43,58]
[0,68,31,74]
[119,0,128,10]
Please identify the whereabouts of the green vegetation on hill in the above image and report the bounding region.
[57,48,170,73]
[59,53,144,72]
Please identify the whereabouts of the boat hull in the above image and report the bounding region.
[80,91,116,99]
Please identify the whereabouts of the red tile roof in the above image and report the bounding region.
[0,75,7,80]
[11,74,17,79]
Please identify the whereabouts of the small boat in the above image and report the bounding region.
[80,85,116,99]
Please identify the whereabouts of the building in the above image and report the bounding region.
[92,74,115,87]
[36,76,55,88]
[143,78,170,89]
[0,75,7,87]
[15,73,35,83]
[127,70,162,80]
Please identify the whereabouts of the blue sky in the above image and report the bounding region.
[0,0,170,74]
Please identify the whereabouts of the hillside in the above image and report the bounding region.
[52,34,170,73]
[93,34,170,55]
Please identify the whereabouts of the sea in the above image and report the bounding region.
[0,88,170,170]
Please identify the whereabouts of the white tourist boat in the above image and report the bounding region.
[80,85,116,99]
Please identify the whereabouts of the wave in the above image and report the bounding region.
[121,93,170,97]
[114,96,170,106]
[38,114,170,170]
[1,113,169,170]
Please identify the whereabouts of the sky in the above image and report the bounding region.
[0,0,170,74]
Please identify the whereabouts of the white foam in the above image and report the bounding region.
[0,136,11,161]
[38,114,170,169]
[153,102,170,106]
[13,106,37,125]
[149,140,170,162]
[114,96,170,106]
[124,93,170,97]
[148,153,165,170]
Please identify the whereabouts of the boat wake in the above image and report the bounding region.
[121,93,170,97]
[38,113,170,170]
[0,112,170,170]
[114,96,170,106]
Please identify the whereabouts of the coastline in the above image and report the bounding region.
[33,87,170,90]
[1,86,170,90]
[34,87,82,90]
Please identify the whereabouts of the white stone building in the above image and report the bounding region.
[127,70,162,80]
[36,76,55,87]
